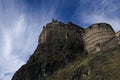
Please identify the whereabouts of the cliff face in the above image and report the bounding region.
[28,21,85,63]
[12,21,120,80]
[12,21,85,80]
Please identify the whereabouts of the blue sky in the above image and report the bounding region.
[0,0,120,80]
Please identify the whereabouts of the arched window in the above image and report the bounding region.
[95,43,101,52]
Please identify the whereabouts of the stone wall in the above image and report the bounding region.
[101,36,119,51]
[115,31,120,44]
[83,23,115,54]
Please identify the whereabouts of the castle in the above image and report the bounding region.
[39,20,120,54]
[12,20,120,80]
[84,23,119,54]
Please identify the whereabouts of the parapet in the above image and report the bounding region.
[85,23,114,33]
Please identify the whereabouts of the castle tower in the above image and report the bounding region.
[83,23,115,54]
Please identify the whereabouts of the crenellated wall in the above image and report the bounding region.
[83,23,115,54]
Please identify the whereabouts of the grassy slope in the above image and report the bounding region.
[47,46,120,80]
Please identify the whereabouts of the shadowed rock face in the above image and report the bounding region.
[12,21,85,80]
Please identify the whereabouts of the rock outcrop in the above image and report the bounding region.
[12,20,120,80]
[12,20,85,80]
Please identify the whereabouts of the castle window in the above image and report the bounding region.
[49,27,52,31]
[95,43,101,52]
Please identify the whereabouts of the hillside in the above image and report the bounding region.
[47,46,120,80]
[12,21,120,80]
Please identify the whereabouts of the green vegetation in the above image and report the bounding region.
[47,46,120,80]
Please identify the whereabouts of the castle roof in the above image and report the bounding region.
[85,23,115,33]
[87,23,111,29]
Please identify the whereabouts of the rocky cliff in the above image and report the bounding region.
[12,20,85,80]
[12,20,120,80]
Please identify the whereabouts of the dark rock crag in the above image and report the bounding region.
[12,20,120,80]
[12,20,85,80]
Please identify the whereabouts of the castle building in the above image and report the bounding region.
[12,20,120,80]
[39,21,119,54]
[83,23,115,54]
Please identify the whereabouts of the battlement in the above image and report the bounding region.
[85,23,114,33]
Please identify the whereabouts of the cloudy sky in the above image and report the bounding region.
[0,0,120,80]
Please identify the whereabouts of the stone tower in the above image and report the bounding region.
[83,23,115,54]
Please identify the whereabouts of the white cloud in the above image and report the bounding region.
[0,14,26,80]
[78,0,120,32]
[13,15,26,37]
[0,0,58,80]
[0,1,31,80]
[83,14,120,32]
[3,31,12,59]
